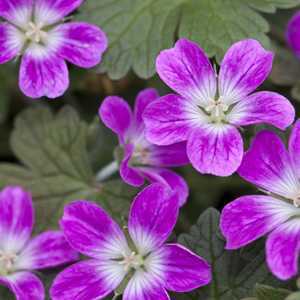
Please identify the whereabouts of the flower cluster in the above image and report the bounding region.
[0,0,107,98]
[2,1,300,298]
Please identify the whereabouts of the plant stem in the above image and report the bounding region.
[112,293,120,300]
[96,161,119,182]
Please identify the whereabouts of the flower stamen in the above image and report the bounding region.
[205,98,229,123]
[0,250,17,275]
[25,22,48,44]
[118,251,144,272]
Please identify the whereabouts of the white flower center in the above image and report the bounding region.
[205,98,229,123]
[132,146,150,165]
[118,251,144,272]
[25,21,48,44]
[0,250,17,275]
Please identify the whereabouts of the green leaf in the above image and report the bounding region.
[255,284,291,300]
[76,0,300,79]
[286,292,300,300]
[77,0,183,79]
[178,0,270,62]
[247,0,300,13]
[269,43,300,87]
[0,105,136,232]
[178,208,282,300]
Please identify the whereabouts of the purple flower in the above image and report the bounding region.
[220,120,300,280]
[99,88,189,205]
[0,185,78,300]
[143,38,295,176]
[50,183,211,300]
[287,11,300,58]
[0,0,107,99]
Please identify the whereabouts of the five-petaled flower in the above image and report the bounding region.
[221,120,300,280]
[0,0,107,99]
[99,88,189,205]
[287,11,300,59]
[50,183,211,300]
[143,38,295,176]
[0,185,78,300]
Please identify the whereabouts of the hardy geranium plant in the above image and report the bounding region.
[221,120,300,280]
[0,185,78,299]
[99,88,189,205]
[143,38,295,176]
[0,0,107,98]
[50,183,211,299]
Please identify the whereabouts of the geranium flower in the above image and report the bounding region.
[0,0,107,99]
[287,11,300,58]
[50,183,211,300]
[0,185,78,299]
[143,38,295,176]
[99,88,189,205]
[221,121,300,280]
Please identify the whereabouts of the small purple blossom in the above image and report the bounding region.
[50,183,211,300]
[221,120,300,280]
[99,88,189,205]
[0,0,107,99]
[287,11,300,58]
[143,38,295,176]
[0,185,78,300]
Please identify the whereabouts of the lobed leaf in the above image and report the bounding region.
[76,0,300,79]
[177,208,283,300]
[0,105,136,233]
[255,284,291,300]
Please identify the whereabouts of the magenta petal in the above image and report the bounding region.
[149,142,189,167]
[162,244,211,292]
[141,168,188,206]
[287,11,300,58]
[134,88,159,129]
[0,0,32,26]
[50,259,125,300]
[238,130,299,199]
[128,183,179,254]
[19,48,69,98]
[228,91,295,129]
[35,0,84,26]
[0,272,44,300]
[120,144,145,187]
[156,38,216,105]
[266,219,300,280]
[52,22,107,68]
[0,186,33,253]
[123,272,169,300]
[99,96,132,144]
[187,125,243,176]
[289,120,300,177]
[144,94,200,146]
[219,39,273,103]
[60,200,129,259]
[0,23,24,64]
[220,195,296,249]
[18,231,78,270]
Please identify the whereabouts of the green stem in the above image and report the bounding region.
[96,161,118,182]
